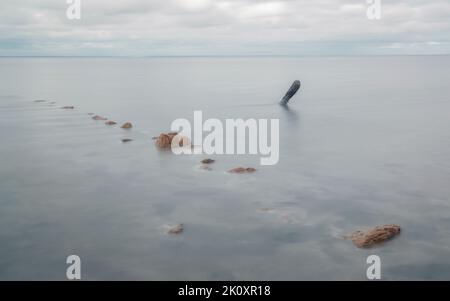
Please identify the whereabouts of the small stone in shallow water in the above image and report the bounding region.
[105,121,117,125]
[168,224,184,235]
[344,224,401,248]
[61,106,74,109]
[155,133,171,148]
[121,122,133,129]
[201,159,215,164]
[92,115,107,121]
[154,132,189,148]
[155,134,172,148]
[34,100,46,103]
[228,167,257,174]
[121,138,133,143]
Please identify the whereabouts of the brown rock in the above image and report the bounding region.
[345,224,401,248]
[154,132,189,148]
[105,121,117,125]
[168,224,184,235]
[173,135,189,147]
[228,167,257,174]
[61,106,74,109]
[121,122,133,129]
[155,133,172,148]
[121,138,133,143]
[92,115,107,121]
[201,159,215,164]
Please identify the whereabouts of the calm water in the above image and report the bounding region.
[1,56,450,280]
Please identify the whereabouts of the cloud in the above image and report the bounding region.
[0,0,450,56]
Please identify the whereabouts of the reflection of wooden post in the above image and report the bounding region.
[280,80,301,105]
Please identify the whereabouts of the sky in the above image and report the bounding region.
[1,0,450,56]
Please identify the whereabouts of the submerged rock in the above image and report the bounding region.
[121,138,133,143]
[87,113,94,116]
[168,224,184,235]
[92,115,107,121]
[34,100,46,103]
[105,121,117,125]
[228,167,257,174]
[258,208,273,212]
[121,122,133,129]
[345,224,401,248]
[61,106,74,109]
[201,158,215,164]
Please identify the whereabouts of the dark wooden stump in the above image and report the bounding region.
[280,80,301,105]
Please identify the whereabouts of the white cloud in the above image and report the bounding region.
[239,2,286,19]
[0,0,449,55]
[175,0,212,11]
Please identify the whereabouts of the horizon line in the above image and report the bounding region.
[1,54,450,58]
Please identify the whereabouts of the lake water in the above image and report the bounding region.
[1,56,450,280]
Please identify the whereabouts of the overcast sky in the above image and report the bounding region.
[1,0,450,56]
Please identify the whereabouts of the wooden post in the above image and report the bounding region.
[280,80,301,105]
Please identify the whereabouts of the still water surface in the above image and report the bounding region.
[1,56,450,280]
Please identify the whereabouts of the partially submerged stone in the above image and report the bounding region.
[121,122,133,129]
[345,224,401,248]
[168,224,184,235]
[201,158,215,164]
[92,115,107,121]
[155,133,172,148]
[34,100,46,103]
[105,120,117,125]
[121,138,133,143]
[61,106,74,109]
[154,132,189,148]
[228,167,257,174]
